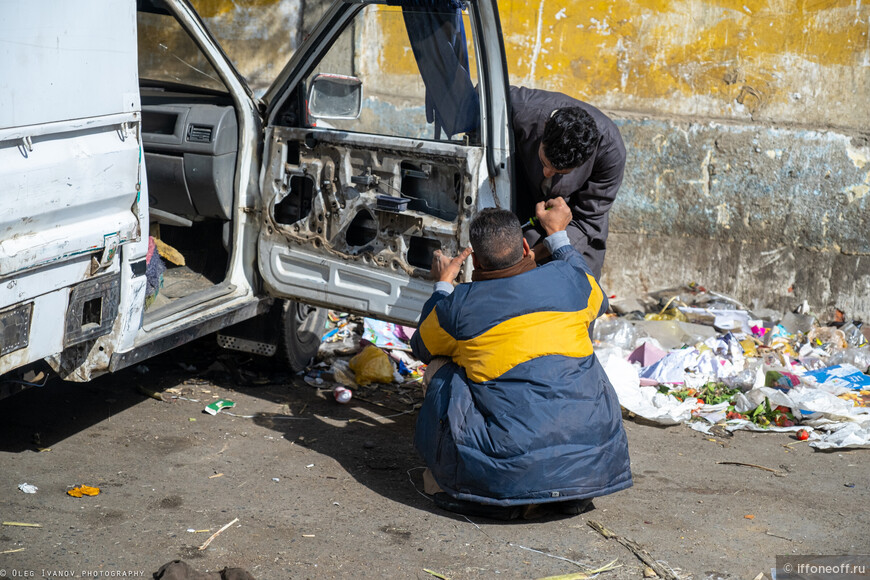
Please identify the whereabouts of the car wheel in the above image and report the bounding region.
[277,299,328,372]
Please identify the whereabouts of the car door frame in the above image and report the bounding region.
[257,0,514,326]
[107,0,270,374]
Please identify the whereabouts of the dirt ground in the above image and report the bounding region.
[0,339,867,579]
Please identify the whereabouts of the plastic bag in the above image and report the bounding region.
[723,362,764,392]
[839,322,866,348]
[348,345,395,386]
[329,360,357,387]
[633,320,717,350]
[592,315,637,350]
[826,347,870,372]
[644,308,688,322]
[807,326,847,350]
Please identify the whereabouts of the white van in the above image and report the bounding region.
[0,0,512,392]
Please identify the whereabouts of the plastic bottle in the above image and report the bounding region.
[333,385,352,404]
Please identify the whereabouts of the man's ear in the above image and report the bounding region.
[471,251,481,270]
[522,238,532,257]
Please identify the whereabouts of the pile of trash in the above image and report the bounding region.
[306,314,427,412]
[595,284,870,450]
[307,285,870,451]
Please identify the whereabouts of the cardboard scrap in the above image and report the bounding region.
[204,399,235,415]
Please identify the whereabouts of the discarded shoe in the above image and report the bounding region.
[153,560,256,580]
[432,493,522,521]
[520,498,595,519]
[557,498,594,515]
[432,493,595,520]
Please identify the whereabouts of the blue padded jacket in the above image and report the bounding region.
[411,244,632,506]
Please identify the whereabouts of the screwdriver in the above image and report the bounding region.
[522,205,549,229]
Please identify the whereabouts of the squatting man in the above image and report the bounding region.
[411,196,632,520]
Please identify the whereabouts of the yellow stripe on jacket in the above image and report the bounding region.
[418,273,604,383]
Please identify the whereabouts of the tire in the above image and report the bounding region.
[276,299,328,372]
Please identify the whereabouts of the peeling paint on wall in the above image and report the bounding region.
[499,0,870,131]
[184,0,870,131]
[847,144,869,169]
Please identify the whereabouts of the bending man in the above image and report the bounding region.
[511,86,626,278]
[411,197,632,520]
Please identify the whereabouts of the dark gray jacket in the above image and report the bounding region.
[511,86,626,278]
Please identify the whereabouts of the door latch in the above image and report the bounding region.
[351,169,379,189]
[91,232,121,275]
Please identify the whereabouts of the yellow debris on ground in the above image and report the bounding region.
[67,485,100,498]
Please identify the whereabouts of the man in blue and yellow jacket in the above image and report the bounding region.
[411,196,631,519]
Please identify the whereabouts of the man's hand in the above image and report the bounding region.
[535,196,572,236]
[431,246,472,283]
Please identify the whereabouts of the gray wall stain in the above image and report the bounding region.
[604,118,870,319]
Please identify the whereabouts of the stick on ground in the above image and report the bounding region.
[587,520,679,580]
[717,461,784,476]
[198,517,239,551]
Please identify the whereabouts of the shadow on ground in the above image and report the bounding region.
[0,336,587,528]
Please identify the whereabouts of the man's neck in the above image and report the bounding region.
[472,254,536,281]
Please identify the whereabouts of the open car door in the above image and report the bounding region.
[258,0,512,325]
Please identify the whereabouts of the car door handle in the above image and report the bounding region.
[351,173,379,188]
[401,168,429,180]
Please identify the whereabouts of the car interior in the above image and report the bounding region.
[136,3,237,321]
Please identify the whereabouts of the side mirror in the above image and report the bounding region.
[308,73,362,120]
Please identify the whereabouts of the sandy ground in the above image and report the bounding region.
[1,339,867,579]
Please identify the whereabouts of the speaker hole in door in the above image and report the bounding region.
[346,210,378,247]
[408,237,441,269]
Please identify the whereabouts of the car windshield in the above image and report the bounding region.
[138,9,228,93]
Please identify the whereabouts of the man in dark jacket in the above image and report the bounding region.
[511,86,626,279]
[411,197,632,520]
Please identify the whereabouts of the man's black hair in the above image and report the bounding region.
[541,107,600,170]
[469,208,523,270]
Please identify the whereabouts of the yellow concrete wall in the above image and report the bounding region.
[143,0,870,316]
[186,0,870,131]
[499,0,870,130]
[361,7,478,94]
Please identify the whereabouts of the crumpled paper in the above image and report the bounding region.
[688,421,806,435]
[789,386,870,425]
[600,348,698,425]
[809,422,870,450]
[637,348,699,385]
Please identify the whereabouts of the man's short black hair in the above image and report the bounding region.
[469,208,524,271]
[541,107,600,170]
